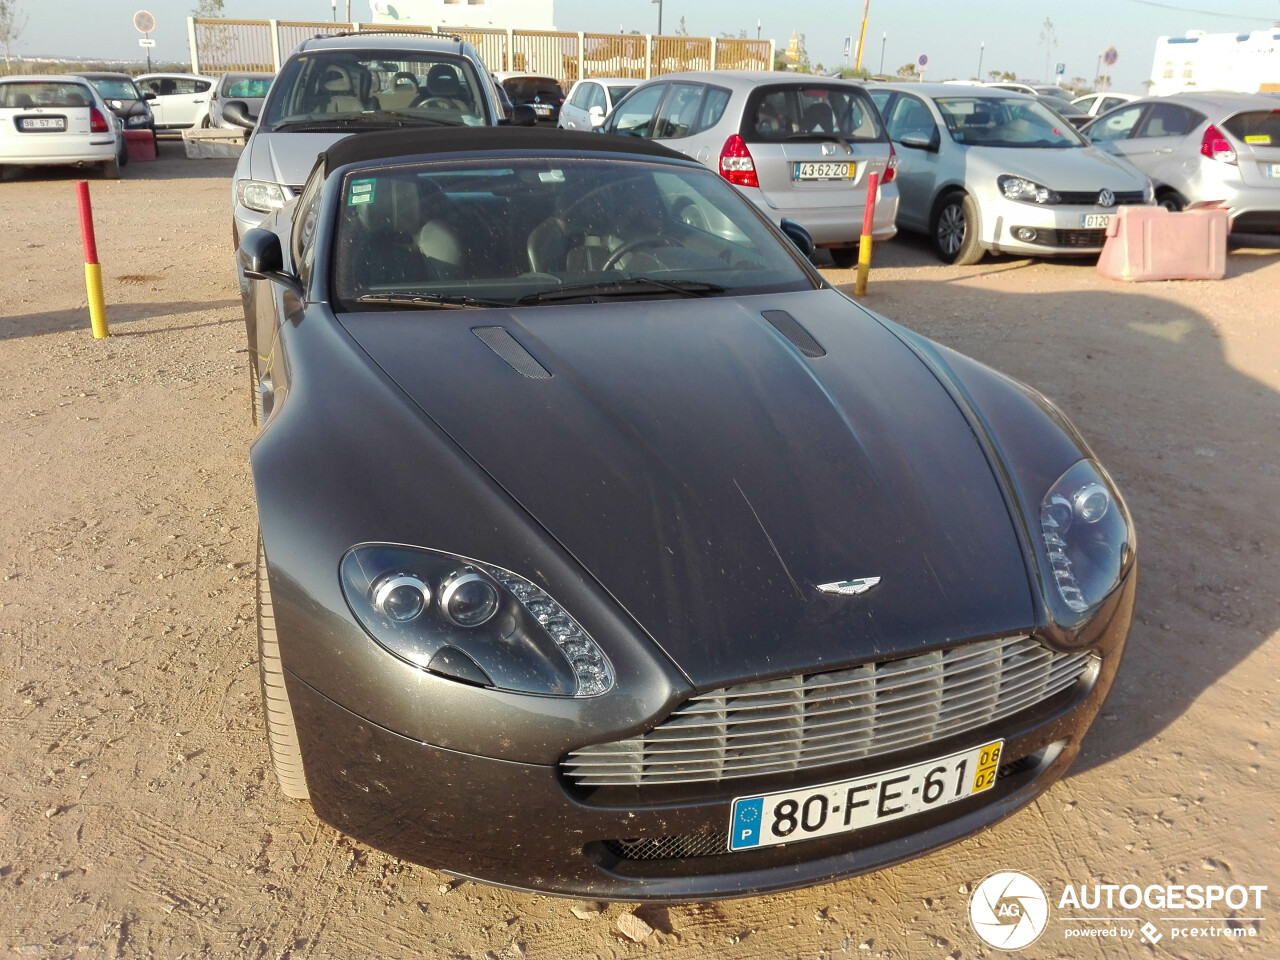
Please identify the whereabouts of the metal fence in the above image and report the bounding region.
[188,18,774,84]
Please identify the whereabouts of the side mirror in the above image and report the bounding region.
[779,218,815,259]
[898,132,938,152]
[221,99,258,130]
[588,104,604,118]
[239,228,302,297]
[511,103,538,127]
[143,91,156,101]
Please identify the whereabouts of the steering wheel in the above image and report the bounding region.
[414,96,457,111]
[602,234,679,270]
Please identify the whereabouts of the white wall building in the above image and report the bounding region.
[1149,28,1280,96]
[369,0,556,31]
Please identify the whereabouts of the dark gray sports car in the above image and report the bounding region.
[237,127,1135,902]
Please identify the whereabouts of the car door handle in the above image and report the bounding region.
[1154,148,1173,154]
[193,99,206,104]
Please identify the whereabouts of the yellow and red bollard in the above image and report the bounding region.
[853,170,879,299]
[76,181,109,338]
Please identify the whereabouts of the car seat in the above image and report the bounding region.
[420,64,467,111]
[322,66,364,114]
[379,71,419,110]
[801,102,836,134]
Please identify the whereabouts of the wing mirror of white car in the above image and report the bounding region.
[222,99,258,130]
[898,132,939,152]
[239,228,303,298]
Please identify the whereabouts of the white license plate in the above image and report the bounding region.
[20,117,65,131]
[1080,214,1111,228]
[794,161,853,181]
[533,104,552,114]
[1265,164,1280,178]
[728,740,1003,851]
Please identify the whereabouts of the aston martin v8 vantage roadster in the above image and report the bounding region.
[237,127,1135,902]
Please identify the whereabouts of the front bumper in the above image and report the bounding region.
[286,570,1134,902]
[982,195,1147,257]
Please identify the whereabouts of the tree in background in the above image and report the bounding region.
[988,69,1002,82]
[1039,17,1057,83]
[675,17,688,37]
[0,0,27,75]
[192,0,224,15]
[1069,76,1092,94]
[896,62,919,79]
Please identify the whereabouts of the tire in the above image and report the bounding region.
[932,192,984,265]
[249,357,260,427]
[100,157,121,180]
[829,246,859,270]
[257,534,310,800]
[199,114,211,129]
[1157,189,1186,213]
[117,138,129,168]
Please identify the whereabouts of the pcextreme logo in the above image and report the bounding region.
[969,870,1050,951]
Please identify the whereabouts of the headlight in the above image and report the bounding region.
[998,175,1060,205]
[236,179,286,214]
[340,544,614,697]
[126,113,151,126]
[1039,459,1134,622]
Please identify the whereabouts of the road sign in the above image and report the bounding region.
[134,10,155,34]
[918,54,928,66]
[138,38,156,48]
[1055,62,1065,76]
[1103,46,1118,66]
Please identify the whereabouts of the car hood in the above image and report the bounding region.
[340,290,1035,688]
[249,131,346,188]
[969,144,1146,190]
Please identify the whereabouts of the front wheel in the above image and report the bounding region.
[1157,189,1186,213]
[932,193,984,265]
[100,157,121,180]
[257,534,310,800]
[829,246,859,270]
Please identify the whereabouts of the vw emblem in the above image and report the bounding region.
[821,142,836,157]
[816,577,881,597]
[1098,188,1115,208]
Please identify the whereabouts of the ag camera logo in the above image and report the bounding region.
[969,870,1050,951]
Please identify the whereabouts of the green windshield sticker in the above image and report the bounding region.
[348,178,376,206]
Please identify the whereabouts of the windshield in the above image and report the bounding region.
[222,75,272,99]
[0,81,93,108]
[87,78,141,100]
[332,157,814,310]
[262,51,488,131]
[935,96,1086,148]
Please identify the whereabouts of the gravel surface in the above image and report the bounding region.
[0,147,1276,959]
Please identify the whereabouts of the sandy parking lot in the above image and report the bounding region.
[0,147,1277,960]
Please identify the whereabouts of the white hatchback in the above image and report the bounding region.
[558,77,638,130]
[0,75,123,179]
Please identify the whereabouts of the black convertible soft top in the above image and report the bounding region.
[322,126,689,175]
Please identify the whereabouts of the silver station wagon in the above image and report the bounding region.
[600,71,899,268]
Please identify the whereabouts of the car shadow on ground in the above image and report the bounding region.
[0,300,240,340]
[0,150,237,184]
[843,271,1279,781]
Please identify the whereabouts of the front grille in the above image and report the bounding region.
[565,636,1093,787]
[1056,190,1146,206]
[1043,228,1106,248]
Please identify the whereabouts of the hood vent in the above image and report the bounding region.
[472,326,552,380]
[761,310,825,358]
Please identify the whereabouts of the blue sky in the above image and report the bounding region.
[17,0,1280,92]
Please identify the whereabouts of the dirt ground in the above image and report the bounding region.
[0,146,1277,960]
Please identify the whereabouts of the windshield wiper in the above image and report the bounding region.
[517,278,725,305]
[271,113,461,132]
[356,293,512,310]
[785,133,850,144]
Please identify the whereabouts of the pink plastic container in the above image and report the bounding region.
[124,129,157,162]
[1096,205,1229,282]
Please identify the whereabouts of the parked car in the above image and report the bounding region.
[1071,91,1139,118]
[1082,92,1280,232]
[73,72,156,146]
[493,72,566,124]
[868,83,1152,264]
[227,33,501,246]
[558,76,637,130]
[600,71,898,268]
[237,124,1135,900]
[0,75,124,179]
[207,72,273,129]
[135,73,215,130]
[966,82,1090,128]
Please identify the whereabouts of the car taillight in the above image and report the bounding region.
[89,107,110,133]
[719,134,758,188]
[1200,124,1236,164]
[883,141,898,184]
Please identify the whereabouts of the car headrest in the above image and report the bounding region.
[393,71,418,88]
[324,72,353,95]
[426,64,461,98]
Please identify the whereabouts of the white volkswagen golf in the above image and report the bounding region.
[0,75,124,179]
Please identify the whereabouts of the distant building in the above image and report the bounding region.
[780,30,800,69]
[1149,28,1280,95]
[368,0,555,30]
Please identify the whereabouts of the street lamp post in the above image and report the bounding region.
[977,41,984,80]
[331,0,336,22]
[878,32,886,76]
[653,0,662,35]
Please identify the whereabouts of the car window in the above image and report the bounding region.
[332,157,814,309]
[1223,110,1280,146]
[1087,104,1144,142]
[567,83,589,108]
[605,83,666,137]
[868,89,891,113]
[695,86,731,133]
[653,83,704,139]
[224,77,272,99]
[0,81,94,108]
[292,169,324,285]
[935,96,1086,148]
[1074,95,1097,112]
[742,85,885,142]
[88,78,141,100]
[607,84,636,107]
[1100,96,1126,113]
[1136,103,1202,138]
[263,51,489,130]
[885,94,936,143]
[586,83,608,112]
